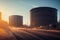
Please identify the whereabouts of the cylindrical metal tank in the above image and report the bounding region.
[30,7,57,28]
[9,15,23,27]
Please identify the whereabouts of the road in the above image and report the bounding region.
[11,27,60,40]
[0,27,60,40]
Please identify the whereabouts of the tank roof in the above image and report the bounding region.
[9,15,23,17]
[30,7,57,11]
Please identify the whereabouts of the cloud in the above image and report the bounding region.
[31,4,39,7]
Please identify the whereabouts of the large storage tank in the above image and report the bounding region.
[30,7,57,29]
[9,15,23,27]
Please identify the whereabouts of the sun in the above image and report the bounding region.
[0,11,9,23]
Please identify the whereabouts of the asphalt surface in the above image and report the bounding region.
[0,27,60,40]
[11,28,60,40]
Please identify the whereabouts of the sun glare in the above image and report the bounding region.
[1,11,13,23]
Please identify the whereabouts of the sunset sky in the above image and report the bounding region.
[0,0,60,25]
